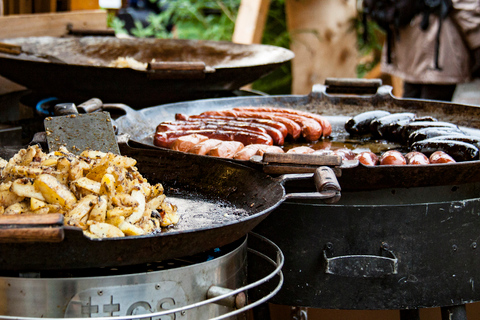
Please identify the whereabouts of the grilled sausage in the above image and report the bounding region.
[178,114,289,138]
[370,112,417,138]
[187,139,223,155]
[407,127,466,146]
[157,120,284,145]
[333,148,356,160]
[429,151,456,164]
[379,150,407,165]
[170,134,209,152]
[207,141,244,158]
[345,110,391,136]
[411,139,479,162]
[422,134,480,149]
[232,106,333,137]
[286,146,315,154]
[154,129,273,148]
[399,121,461,144]
[404,151,430,165]
[233,144,284,160]
[354,151,379,166]
[200,110,302,140]
[269,112,323,141]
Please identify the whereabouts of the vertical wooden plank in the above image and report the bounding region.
[18,0,33,14]
[34,0,57,13]
[232,0,271,44]
[70,0,100,11]
[0,0,3,16]
[286,0,358,94]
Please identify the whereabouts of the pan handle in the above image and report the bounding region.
[311,77,394,97]
[0,213,65,243]
[282,166,341,203]
[147,61,215,80]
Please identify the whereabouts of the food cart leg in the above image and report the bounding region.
[441,304,467,320]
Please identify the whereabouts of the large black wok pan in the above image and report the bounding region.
[112,79,480,191]
[0,144,335,272]
[0,36,294,108]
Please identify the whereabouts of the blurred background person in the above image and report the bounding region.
[364,0,480,102]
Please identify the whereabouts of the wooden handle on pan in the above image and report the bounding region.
[147,61,213,80]
[0,213,65,243]
[263,153,342,166]
[0,42,22,55]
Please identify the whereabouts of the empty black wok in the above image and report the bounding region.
[0,36,294,108]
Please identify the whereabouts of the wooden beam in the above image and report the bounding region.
[0,0,3,16]
[33,0,57,13]
[232,0,271,44]
[0,10,108,38]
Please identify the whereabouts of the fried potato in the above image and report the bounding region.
[75,177,101,194]
[89,222,124,238]
[88,195,107,222]
[126,189,145,224]
[106,206,134,218]
[4,201,29,215]
[11,178,45,201]
[118,220,145,236]
[0,190,24,207]
[65,194,97,228]
[160,201,179,227]
[34,174,77,208]
[30,197,47,211]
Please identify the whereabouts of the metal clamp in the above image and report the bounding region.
[323,242,398,278]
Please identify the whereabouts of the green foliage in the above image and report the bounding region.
[353,13,385,78]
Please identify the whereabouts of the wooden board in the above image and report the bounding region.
[0,9,107,38]
[285,0,358,94]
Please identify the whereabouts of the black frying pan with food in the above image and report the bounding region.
[112,79,480,191]
[0,36,294,108]
[0,144,337,271]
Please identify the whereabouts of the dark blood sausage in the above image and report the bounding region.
[411,139,479,162]
[407,127,466,146]
[157,120,284,145]
[423,134,480,149]
[404,151,430,165]
[154,129,273,148]
[177,114,289,138]
[354,151,379,166]
[370,112,417,138]
[345,110,391,136]
[429,151,456,164]
[232,106,333,137]
[199,110,302,140]
[398,121,461,144]
[379,150,407,165]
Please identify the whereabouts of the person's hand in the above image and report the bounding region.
[473,47,480,78]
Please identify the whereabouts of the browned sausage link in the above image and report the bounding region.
[379,150,406,165]
[154,129,273,148]
[405,151,430,165]
[267,112,322,141]
[200,110,302,140]
[233,106,333,137]
[354,151,379,166]
[185,114,289,138]
[167,118,285,146]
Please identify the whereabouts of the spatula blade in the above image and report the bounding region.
[44,111,119,155]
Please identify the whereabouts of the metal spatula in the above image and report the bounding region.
[44,99,120,155]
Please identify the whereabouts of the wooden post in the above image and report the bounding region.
[286,0,358,94]
[232,0,271,44]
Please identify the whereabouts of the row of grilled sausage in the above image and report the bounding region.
[153,106,333,159]
[345,110,480,162]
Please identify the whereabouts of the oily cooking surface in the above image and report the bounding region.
[0,36,292,67]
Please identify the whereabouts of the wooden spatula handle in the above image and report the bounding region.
[0,213,65,243]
